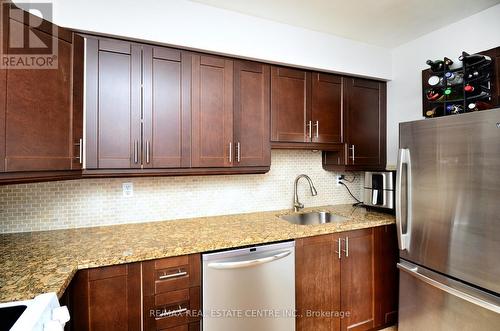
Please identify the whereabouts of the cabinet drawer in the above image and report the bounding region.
[143,254,201,296]
[155,266,190,293]
[158,322,200,331]
[146,287,201,330]
[155,288,189,307]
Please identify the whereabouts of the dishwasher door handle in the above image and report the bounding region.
[207,250,292,270]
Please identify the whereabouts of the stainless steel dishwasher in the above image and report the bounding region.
[202,241,295,331]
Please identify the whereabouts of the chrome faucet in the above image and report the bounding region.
[293,174,318,212]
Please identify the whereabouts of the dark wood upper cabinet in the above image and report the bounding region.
[2,21,82,172]
[323,77,387,171]
[311,73,343,144]
[142,46,191,169]
[233,61,271,167]
[345,78,386,166]
[0,67,5,173]
[0,6,83,184]
[271,68,344,149]
[271,67,310,143]
[85,38,142,169]
[191,54,234,168]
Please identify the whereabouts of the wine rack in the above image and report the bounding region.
[422,47,499,118]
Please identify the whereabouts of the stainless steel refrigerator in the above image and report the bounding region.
[396,108,500,330]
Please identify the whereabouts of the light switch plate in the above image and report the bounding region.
[122,182,133,197]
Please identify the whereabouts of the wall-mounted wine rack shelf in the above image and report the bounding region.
[422,46,499,118]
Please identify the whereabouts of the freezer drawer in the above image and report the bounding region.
[202,241,295,331]
[398,260,500,331]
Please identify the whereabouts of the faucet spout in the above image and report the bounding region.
[293,174,318,212]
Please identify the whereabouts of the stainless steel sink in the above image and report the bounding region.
[281,211,348,225]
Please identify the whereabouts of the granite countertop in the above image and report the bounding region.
[0,204,394,303]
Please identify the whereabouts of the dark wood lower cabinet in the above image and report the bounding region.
[66,254,200,331]
[296,225,398,331]
[142,254,201,331]
[340,228,375,331]
[296,234,341,331]
[65,228,396,331]
[67,263,142,331]
[374,225,399,327]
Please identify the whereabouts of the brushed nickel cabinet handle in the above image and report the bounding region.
[134,140,138,164]
[342,236,349,257]
[236,142,241,163]
[146,140,150,164]
[315,121,319,138]
[158,270,187,280]
[228,142,232,163]
[74,138,83,164]
[307,121,312,139]
[335,239,342,259]
[155,306,188,320]
[350,145,355,162]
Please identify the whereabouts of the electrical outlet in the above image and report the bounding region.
[335,175,342,186]
[122,182,134,197]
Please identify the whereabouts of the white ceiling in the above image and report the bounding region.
[191,0,500,48]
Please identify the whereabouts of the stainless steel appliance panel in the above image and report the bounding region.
[397,109,500,294]
[363,171,395,209]
[202,241,295,331]
[398,260,500,331]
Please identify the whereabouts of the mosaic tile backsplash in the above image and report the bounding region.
[0,150,363,233]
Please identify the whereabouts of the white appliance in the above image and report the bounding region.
[202,241,295,331]
[0,293,70,331]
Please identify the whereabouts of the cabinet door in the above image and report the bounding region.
[340,228,375,331]
[3,20,74,172]
[344,78,386,167]
[374,225,399,328]
[69,264,142,331]
[296,234,341,331]
[271,67,311,143]
[0,67,5,172]
[191,55,233,167]
[233,61,270,167]
[85,38,142,169]
[142,47,191,168]
[311,73,342,143]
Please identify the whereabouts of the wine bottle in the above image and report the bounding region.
[445,71,463,85]
[446,104,464,114]
[426,106,444,118]
[428,75,443,86]
[467,101,492,112]
[464,84,475,93]
[459,52,491,66]
[466,70,480,79]
[464,84,490,99]
[426,58,453,72]
[425,88,443,101]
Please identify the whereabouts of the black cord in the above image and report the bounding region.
[342,174,356,183]
[339,181,362,204]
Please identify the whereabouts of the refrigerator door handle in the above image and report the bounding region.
[396,148,412,250]
[398,261,500,314]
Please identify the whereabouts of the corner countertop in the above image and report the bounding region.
[0,204,394,303]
